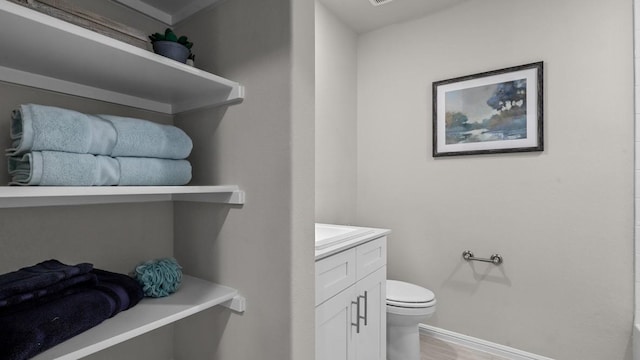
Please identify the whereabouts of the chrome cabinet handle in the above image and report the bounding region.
[351,291,369,334]
[351,298,361,333]
[361,291,368,326]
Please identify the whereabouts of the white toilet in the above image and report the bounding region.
[386,280,436,360]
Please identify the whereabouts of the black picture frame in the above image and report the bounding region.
[432,62,543,157]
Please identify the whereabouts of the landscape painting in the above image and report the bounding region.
[432,62,543,157]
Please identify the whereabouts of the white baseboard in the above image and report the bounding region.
[419,324,554,360]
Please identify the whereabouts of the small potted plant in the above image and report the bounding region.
[149,28,193,64]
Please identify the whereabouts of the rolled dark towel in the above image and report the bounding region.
[0,259,93,305]
[0,267,143,360]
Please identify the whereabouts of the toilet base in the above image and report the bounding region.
[387,322,421,360]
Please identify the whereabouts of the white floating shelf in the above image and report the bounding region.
[0,185,245,208]
[31,275,241,360]
[0,0,244,114]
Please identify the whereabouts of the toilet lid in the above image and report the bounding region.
[387,280,435,306]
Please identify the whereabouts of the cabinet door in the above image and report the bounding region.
[316,248,357,306]
[316,285,358,360]
[355,266,386,360]
[356,237,386,280]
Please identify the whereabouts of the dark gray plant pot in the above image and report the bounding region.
[152,41,190,63]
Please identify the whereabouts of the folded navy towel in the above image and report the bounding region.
[0,259,93,304]
[91,268,144,313]
[8,151,192,186]
[7,104,192,159]
[0,272,97,308]
[0,288,116,360]
[0,268,143,360]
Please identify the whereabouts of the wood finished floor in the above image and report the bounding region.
[420,334,511,360]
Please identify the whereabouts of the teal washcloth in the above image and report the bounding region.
[133,258,182,298]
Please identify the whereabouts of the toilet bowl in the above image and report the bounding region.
[386,280,436,360]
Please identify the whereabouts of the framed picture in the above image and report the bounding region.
[432,62,543,157]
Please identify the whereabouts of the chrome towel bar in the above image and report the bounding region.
[462,250,503,265]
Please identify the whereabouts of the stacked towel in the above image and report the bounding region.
[0,259,95,308]
[9,151,192,186]
[7,104,192,159]
[6,104,193,186]
[0,261,144,360]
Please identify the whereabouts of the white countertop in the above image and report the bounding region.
[315,224,390,260]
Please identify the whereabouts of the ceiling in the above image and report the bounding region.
[114,0,468,32]
[318,0,468,33]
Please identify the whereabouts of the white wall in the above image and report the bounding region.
[354,0,634,359]
[315,0,358,225]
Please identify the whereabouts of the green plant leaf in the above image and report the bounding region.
[164,28,178,42]
[149,28,193,46]
[149,32,165,42]
[166,33,178,42]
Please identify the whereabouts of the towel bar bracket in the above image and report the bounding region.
[462,250,503,265]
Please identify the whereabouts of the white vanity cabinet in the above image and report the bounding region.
[315,235,387,360]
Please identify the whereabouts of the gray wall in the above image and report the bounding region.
[355,0,634,359]
[315,1,358,224]
[634,0,640,326]
[0,0,315,359]
[316,0,634,359]
[173,0,315,359]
